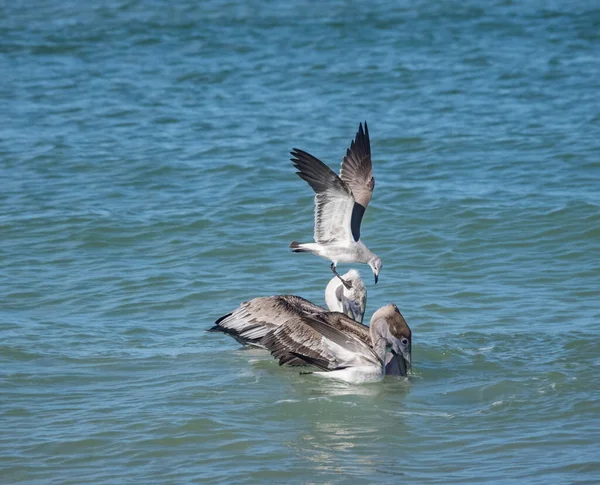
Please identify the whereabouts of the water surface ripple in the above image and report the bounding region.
[2,1,600,484]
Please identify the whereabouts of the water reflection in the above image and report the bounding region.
[284,384,412,478]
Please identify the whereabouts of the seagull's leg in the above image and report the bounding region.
[330,263,352,289]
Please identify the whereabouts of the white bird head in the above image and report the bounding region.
[325,269,367,323]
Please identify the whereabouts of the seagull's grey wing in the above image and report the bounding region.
[291,149,355,245]
[210,295,325,347]
[339,122,375,241]
[261,312,381,370]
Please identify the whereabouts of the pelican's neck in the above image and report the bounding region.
[369,318,388,364]
[325,277,342,312]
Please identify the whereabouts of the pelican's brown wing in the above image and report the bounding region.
[261,312,380,370]
[209,295,325,347]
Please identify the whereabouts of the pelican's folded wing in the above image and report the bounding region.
[261,313,380,370]
[210,295,325,347]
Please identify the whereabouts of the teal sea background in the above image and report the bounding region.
[2,1,600,483]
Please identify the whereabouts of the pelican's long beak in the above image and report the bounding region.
[400,348,411,374]
[374,273,378,284]
[386,352,407,376]
[402,349,411,369]
[390,345,411,375]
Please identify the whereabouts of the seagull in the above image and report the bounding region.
[213,300,411,383]
[209,270,368,347]
[289,122,383,284]
[325,269,367,323]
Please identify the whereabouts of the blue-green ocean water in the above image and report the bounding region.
[2,1,600,483]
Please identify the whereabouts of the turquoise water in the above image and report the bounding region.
[2,1,600,483]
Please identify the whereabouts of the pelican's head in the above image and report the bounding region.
[325,269,367,323]
[368,256,382,284]
[369,304,411,376]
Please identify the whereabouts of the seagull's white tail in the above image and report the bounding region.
[289,241,320,254]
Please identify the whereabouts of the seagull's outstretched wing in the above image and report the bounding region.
[291,149,355,245]
[339,122,375,241]
[209,295,324,348]
[261,312,381,371]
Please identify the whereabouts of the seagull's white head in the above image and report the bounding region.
[325,270,367,323]
[368,257,382,284]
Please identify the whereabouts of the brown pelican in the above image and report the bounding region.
[261,303,411,383]
[211,296,411,383]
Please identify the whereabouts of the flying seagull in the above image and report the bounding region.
[289,122,382,284]
[212,300,411,383]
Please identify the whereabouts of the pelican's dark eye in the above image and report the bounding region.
[401,338,409,346]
